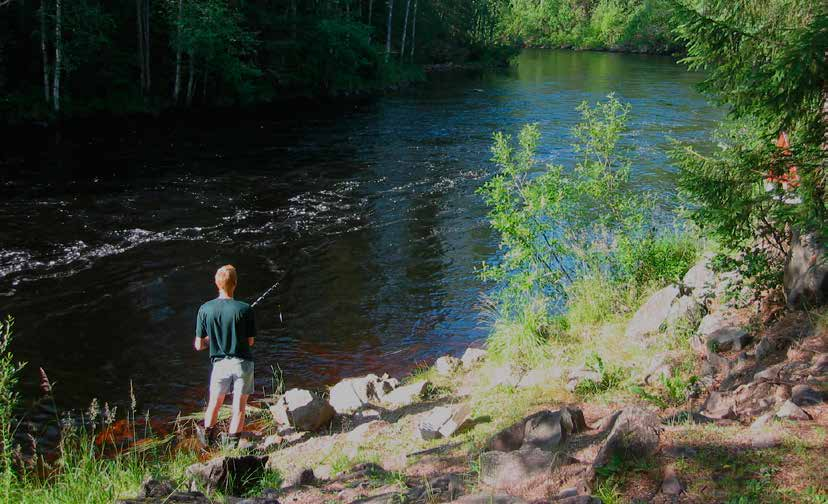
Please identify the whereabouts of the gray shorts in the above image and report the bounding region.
[210,358,254,396]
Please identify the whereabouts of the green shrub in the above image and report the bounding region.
[574,352,628,397]
[565,273,641,327]
[486,296,570,367]
[616,231,700,287]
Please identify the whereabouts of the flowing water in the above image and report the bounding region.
[0,49,720,419]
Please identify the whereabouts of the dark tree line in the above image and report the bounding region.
[0,0,509,119]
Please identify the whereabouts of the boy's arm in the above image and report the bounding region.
[247,307,256,348]
[194,307,208,351]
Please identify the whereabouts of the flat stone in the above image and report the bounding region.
[381,380,429,407]
[625,285,680,339]
[347,420,390,444]
[755,336,774,361]
[439,403,474,437]
[434,355,461,376]
[461,348,487,369]
[186,455,268,495]
[702,391,736,420]
[776,400,812,420]
[490,364,523,388]
[270,388,335,432]
[418,406,453,441]
[754,363,784,382]
[750,413,774,431]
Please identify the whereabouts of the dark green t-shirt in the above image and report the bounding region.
[196,298,255,362]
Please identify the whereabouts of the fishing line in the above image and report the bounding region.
[251,281,283,323]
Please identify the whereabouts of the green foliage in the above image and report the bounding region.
[616,230,700,286]
[631,370,698,409]
[499,0,680,53]
[565,273,641,327]
[485,296,569,366]
[574,352,628,397]
[671,1,827,286]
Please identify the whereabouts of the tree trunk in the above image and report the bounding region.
[173,0,182,103]
[186,53,195,106]
[368,0,373,24]
[400,0,411,61]
[291,0,297,40]
[40,0,50,104]
[144,0,151,91]
[52,0,61,113]
[384,0,393,62]
[409,0,417,62]
[136,0,145,94]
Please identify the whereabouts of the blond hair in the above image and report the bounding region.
[215,264,238,291]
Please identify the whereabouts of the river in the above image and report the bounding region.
[0,49,720,420]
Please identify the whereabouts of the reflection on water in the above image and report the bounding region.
[0,49,720,417]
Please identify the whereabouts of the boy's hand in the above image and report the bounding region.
[194,337,208,351]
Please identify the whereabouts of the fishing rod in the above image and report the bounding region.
[251,280,284,323]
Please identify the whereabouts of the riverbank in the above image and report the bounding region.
[5,243,826,503]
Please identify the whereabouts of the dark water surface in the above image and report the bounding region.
[0,50,720,418]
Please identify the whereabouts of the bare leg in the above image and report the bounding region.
[229,393,248,434]
[204,390,226,429]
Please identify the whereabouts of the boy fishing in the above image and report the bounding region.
[194,264,255,448]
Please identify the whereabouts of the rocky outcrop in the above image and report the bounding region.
[683,255,716,302]
[329,376,379,414]
[269,389,335,432]
[592,406,661,468]
[784,230,827,307]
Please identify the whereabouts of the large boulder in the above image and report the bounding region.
[418,403,473,440]
[381,380,430,407]
[269,389,335,432]
[186,455,268,495]
[625,285,680,339]
[461,348,487,369]
[486,407,587,453]
[697,313,751,352]
[329,375,379,414]
[666,295,704,327]
[593,407,661,468]
[784,230,828,307]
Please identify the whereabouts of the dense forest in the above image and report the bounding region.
[0,0,684,121]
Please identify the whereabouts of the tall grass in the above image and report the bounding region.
[0,316,23,504]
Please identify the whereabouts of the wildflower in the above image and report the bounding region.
[88,398,100,428]
[38,367,53,395]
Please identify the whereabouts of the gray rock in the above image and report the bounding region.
[683,257,716,300]
[281,467,315,488]
[702,391,736,420]
[479,447,557,488]
[269,389,335,432]
[784,230,827,307]
[346,420,390,444]
[750,413,774,431]
[438,403,473,438]
[329,376,379,414]
[811,353,828,374]
[791,384,825,406]
[666,295,704,327]
[557,497,601,504]
[593,407,661,468]
[754,363,784,382]
[381,380,429,407]
[708,327,751,352]
[487,407,586,452]
[350,408,383,426]
[137,478,175,499]
[661,465,683,495]
[751,431,782,449]
[489,364,523,388]
[461,348,488,369]
[755,336,774,361]
[434,355,461,376]
[776,400,812,420]
[517,367,563,388]
[625,285,680,339]
[418,406,453,440]
[186,455,268,495]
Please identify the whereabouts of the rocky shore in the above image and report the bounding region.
[118,245,828,503]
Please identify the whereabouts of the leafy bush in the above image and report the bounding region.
[615,231,700,287]
[565,273,641,327]
[631,370,698,409]
[485,296,570,366]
